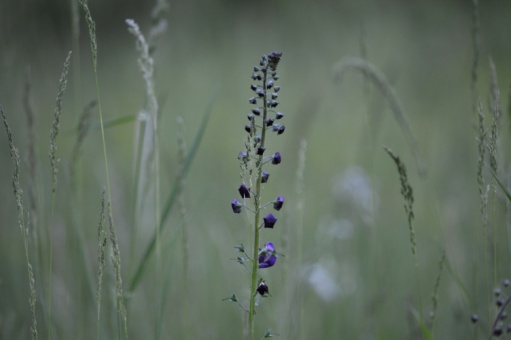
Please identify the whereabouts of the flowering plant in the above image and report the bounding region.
[226,52,285,339]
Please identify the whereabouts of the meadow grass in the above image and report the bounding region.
[47,50,71,339]
[3,1,511,339]
[2,107,38,339]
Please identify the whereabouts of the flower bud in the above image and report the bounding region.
[257,147,266,155]
[257,281,270,296]
[277,126,285,135]
[245,125,252,133]
[231,199,243,213]
[273,196,284,211]
[249,97,257,104]
[275,112,284,119]
[272,152,281,165]
[252,108,261,116]
[261,171,270,183]
[238,184,251,198]
[263,213,277,228]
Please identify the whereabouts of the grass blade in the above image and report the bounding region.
[334,57,426,177]
[129,95,215,293]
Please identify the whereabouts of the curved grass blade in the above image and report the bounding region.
[490,169,511,202]
[129,95,216,293]
[334,57,426,177]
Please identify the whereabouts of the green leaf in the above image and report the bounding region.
[128,96,215,293]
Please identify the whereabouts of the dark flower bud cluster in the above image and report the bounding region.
[226,52,286,336]
[472,278,511,337]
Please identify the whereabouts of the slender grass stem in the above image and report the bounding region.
[48,51,72,339]
[248,67,269,340]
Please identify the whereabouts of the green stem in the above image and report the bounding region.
[248,68,269,340]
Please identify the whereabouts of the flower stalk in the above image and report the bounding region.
[228,52,285,340]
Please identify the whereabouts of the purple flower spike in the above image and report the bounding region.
[272,152,281,165]
[231,199,242,213]
[261,171,270,183]
[259,242,277,269]
[263,212,277,228]
[273,196,284,211]
[238,184,251,198]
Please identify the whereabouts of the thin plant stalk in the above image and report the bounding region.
[79,0,114,215]
[383,146,423,325]
[80,2,129,337]
[108,202,129,339]
[176,117,189,339]
[2,107,38,339]
[125,19,161,337]
[248,66,272,340]
[96,190,107,339]
[48,51,72,338]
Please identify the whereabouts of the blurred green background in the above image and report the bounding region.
[2,0,511,338]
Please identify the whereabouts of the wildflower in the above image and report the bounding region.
[272,152,281,165]
[231,199,243,213]
[258,242,277,269]
[256,280,270,296]
[261,171,270,183]
[238,184,251,198]
[273,196,284,211]
[263,213,277,228]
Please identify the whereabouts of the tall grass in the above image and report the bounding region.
[383,146,423,330]
[334,57,426,177]
[47,51,72,338]
[95,189,107,339]
[2,107,38,339]
[3,1,511,339]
